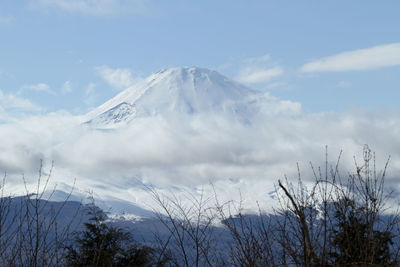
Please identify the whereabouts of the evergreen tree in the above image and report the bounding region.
[331,199,395,266]
[65,206,161,267]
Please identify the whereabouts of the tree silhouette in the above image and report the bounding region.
[66,204,163,267]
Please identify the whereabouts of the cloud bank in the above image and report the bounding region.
[1,106,400,211]
[300,43,400,72]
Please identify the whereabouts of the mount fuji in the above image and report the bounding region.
[46,66,303,217]
[85,67,300,128]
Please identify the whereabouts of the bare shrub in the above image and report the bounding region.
[0,160,82,267]
[148,186,224,267]
[149,145,400,267]
[274,145,399,266]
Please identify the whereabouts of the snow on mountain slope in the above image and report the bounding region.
[86,102,137,127]
[85,67,297,128]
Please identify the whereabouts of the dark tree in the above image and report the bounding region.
[331,198,395,266]
[66,205,161,267]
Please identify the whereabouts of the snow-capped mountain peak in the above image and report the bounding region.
[85,67,259,127]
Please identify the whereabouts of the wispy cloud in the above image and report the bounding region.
[300,43,400,72]
[223,53,285,85]
[338,81,351,88]
[96,65,140,90]
[243,53,271,64]
[0,90,42,114]
[84,82,96,106]
[61,81,72,94]
[19,83,55,95]
[237,66,284,84]
[0,16,13,24]
[31,0,151,16]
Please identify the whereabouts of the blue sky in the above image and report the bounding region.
[0,1,399,115]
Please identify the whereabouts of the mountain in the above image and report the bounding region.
[85,67,265,128]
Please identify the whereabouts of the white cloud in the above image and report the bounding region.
[300,43,400,72]
[96,65,140,90]
[1,108,400,212]
[61,81,72,93]
[31,0,151,16]
[0,90,42,115]
[224,53,285,86]
[0,112,78,174]
[237,66,284,84]
[20,83,55,95]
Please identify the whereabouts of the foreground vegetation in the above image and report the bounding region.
[0,145,399,266]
